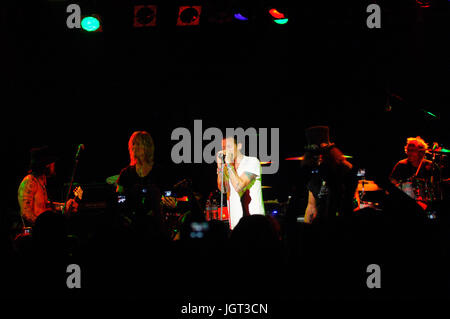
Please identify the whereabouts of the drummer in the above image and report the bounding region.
[389,136,433,209]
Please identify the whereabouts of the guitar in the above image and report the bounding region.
[51,186,83,213]
[107,174,186,209]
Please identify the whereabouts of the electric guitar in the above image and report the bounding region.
[51,186,83,213]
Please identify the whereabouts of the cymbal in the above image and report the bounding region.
[357,180,382,191]
[427,148,450,154]
[285,156,304,161]
[285,155,353,160]
[106,175,119,185]
[262,186,272,189]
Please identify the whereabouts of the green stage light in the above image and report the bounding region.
[81,16,100,32]
[273,18,288,25]
[426,111,437,118]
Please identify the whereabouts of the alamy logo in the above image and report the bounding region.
[66,264,81,289]
[66,4,81,29]
[171,120,280,174]
[366,264,381,289]
[366,4,381,29]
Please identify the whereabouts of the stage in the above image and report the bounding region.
[2,0,449,309]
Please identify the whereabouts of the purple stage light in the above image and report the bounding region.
[234,13,248,21]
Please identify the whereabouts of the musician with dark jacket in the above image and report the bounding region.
[302,126,358,224]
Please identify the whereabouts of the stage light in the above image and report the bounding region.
[81,15,101,32]
[176,6,202,26]
[273,18,288,25]
[134,5,157,27]
[269,8,285,19]
[424,110,438,118]
[268,8,288,25]
[416,0,431,7]
[234,13,249,21]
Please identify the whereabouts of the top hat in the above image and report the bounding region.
[29,146,57,171]
[304,126,335,152]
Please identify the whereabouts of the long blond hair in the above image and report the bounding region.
[128,131,155,167]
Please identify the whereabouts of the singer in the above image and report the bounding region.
[217,135,265,230]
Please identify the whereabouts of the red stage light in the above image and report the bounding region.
[134,5,157,27]
[269,8,285,19]
[176,6,202,26]
[416,0,431,8]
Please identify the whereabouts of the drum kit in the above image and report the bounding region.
[359,145,449,216]
[396,146,449,215]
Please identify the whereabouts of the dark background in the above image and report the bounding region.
[3,0,449,211]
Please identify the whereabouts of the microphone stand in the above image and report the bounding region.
[218,153,228,222]
[220,164,224,221]
[62,145,83,215]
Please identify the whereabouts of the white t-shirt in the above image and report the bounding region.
[227,155,265,229]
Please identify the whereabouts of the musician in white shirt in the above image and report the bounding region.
[216,136,265,229]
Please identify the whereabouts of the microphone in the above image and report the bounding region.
[76,144,85,159]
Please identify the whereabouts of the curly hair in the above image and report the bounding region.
[404,136,428,153]
[128,131,155,166]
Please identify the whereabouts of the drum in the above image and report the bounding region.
[399,178,430,203]
[356,180,384,211]
[205,205,229,221]
[399,180,416,199]
[358,200,382,211]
